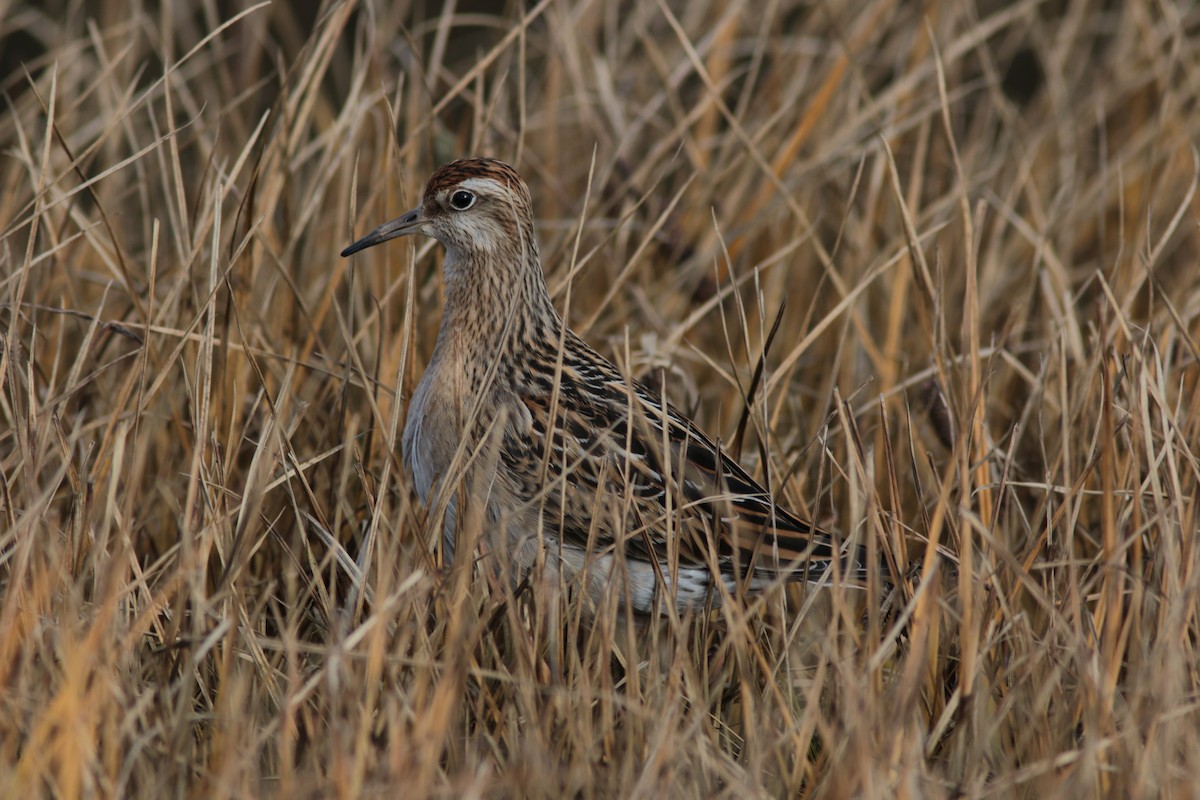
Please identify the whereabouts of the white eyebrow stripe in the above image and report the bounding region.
[454,177,508,195]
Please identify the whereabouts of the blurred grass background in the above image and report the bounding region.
[1,0,1198,796]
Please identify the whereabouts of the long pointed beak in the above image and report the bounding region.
[340,208,422,256]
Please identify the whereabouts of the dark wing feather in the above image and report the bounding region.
[499,335,867,588]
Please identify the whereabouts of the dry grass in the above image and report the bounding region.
[2,0,1199,796]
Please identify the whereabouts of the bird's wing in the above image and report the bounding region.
[498,338,866,589]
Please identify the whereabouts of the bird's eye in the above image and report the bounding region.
[449,190,476,211]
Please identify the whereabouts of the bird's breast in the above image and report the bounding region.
[402,362,464,503]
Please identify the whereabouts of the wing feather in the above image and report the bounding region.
[497,335,867,593]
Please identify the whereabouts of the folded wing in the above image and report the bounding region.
[496,336,868,597]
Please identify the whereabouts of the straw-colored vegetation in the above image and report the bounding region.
[2,1,1198,796]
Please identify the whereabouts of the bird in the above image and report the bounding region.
[341,157,868,614]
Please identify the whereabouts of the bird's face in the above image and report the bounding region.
[341,158,533,259]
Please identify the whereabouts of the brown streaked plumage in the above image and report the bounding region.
[342,157,868,614]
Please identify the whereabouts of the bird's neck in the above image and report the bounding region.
[436,241,562,365]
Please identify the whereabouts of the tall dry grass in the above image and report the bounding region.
[2,0,1198,796]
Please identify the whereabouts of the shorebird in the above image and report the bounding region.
[342,157,867,614]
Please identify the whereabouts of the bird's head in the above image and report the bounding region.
[341,157,535,261]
